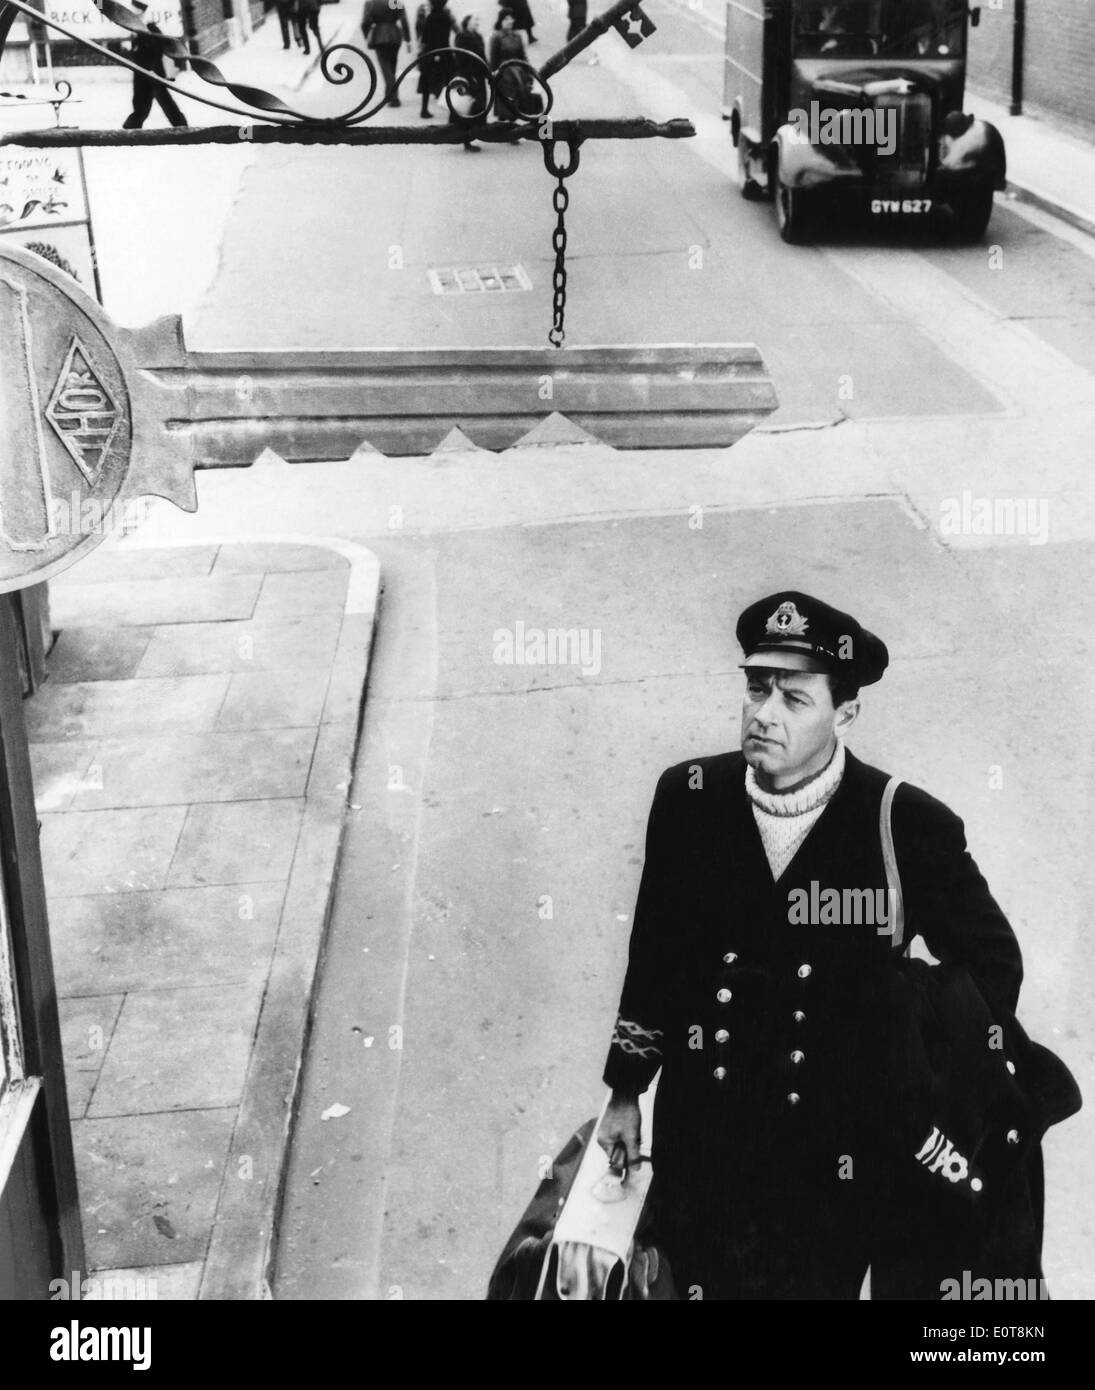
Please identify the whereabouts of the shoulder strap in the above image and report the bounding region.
[879,776,906,953]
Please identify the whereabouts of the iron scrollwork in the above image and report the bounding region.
[0,0,555,128]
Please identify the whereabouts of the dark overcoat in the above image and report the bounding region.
[603,748,1078,1299]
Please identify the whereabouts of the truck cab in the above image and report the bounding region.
[724,1,1006,242]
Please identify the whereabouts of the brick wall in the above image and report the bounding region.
[182,0,235,55]
[968,0,1095,134]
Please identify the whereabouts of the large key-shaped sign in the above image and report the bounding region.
[0,240,778,594]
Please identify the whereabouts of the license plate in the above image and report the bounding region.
[870,198,934,215]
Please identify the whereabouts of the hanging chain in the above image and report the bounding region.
[549,170,569,349]
[542,136,582,349]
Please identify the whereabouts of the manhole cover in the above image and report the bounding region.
[428,264,532,295]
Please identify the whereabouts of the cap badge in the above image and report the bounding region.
[766,600,809,638]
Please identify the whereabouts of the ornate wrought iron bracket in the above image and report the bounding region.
[0,78,74,127]
[0,0,667,133]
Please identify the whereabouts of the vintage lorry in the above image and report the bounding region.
[723,1,1006,242]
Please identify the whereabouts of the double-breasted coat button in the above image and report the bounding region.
[713,1066,727,1081]
[715,1028,730,1043]
[970,1178,984,1192]
[1006,1128,1020,1145]
[797,964,812,979]
[790,1050,805,1065]
[723,951,738,965]
[1006,1060,1017,1075]
[793,1010,806,1023]
[717,988,732,1003]
[787,1092,801,1105]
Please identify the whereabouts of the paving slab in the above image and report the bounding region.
[30,539,378,1300]
[306,721,359,800]
[212,542,351,574]
[217,668,330,731]
[136,612,343,677]
[48,883,285,997]
[85,1262,204,1301]
[25,675,229,742]
[45,627,157,683]
[253,569,351,619]
[67,546,220,586]
[323,613,378,725]
[67,727,317,810]
[50,575,263,629]
[89,980,266,1118]
[72,1110,237,1270]
[28,741,99,813]
[166,799,305,888]
[58,995,126,1122]
[40,806,189,897]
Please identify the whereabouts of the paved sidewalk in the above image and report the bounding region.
[26,534,378,1299]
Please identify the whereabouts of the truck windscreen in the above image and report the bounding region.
[793,2,967,61]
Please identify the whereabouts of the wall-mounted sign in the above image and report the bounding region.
[0,146,100,299]
[0,222,96,290]
[0,148,87,232]
[40,2,182,41]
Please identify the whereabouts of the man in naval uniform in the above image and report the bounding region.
[596,591,1071,1300]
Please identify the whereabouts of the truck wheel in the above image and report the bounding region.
[738,138,764,202]
[949,188,995,242]
[773,157,810,243]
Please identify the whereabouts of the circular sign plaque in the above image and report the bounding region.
[0,243,133,591]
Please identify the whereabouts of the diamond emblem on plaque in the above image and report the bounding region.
[45,337,119,486]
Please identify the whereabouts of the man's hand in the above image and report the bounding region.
[597,1091,642,1171]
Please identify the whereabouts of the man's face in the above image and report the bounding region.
[740,668,852,789]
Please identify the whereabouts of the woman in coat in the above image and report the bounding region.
[489,8,531,122]
[505,0,536,43]
[449,14,488,152]
[416,0,458,119]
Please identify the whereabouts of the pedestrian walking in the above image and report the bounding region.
[122,1,188,129]
[295,0,322,56]
[416,0,457,119]
[450,13,487,151]
[502,0,536,44]
[362,0,412,106]
[596,590,1081,1299]
[565,0,586,41]
[489,8,531,122]
[275,0,299,49]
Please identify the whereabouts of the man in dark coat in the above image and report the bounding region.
[597,590,1078,1299]
[362,0,412,106]
[122,2,188,130]
[295,0,323,56]
[275,0,300,50]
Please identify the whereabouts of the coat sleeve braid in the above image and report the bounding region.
[603,769,678,1096]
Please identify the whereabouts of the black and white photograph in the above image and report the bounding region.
[0,0,1091,1355]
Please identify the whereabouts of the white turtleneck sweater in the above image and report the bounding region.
[745,740,846,881]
